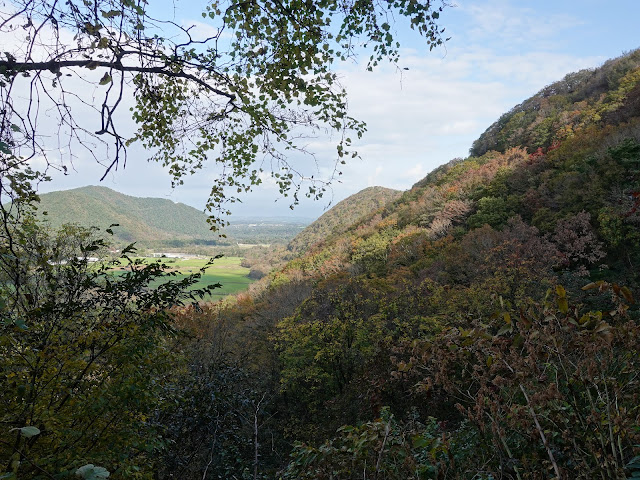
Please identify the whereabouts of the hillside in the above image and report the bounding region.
[287,186,402,253]
[470,49,640,156]
[36,186,221,246]
[164,49,640,478]
[35,186,309,247]
[283,50,640,282]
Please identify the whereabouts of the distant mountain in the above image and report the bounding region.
[287,186,402,253]
[36,186,314,247]
[36,186,220,246]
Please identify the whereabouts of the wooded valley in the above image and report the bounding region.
[2,46,640,479]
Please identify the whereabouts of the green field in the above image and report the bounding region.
[111,256,253,299]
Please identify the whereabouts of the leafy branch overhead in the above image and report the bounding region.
[0,0,448,227]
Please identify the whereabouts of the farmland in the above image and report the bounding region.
[110,255,253,298]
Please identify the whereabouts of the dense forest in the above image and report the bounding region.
[2,48,640,480]
[287,187,402,254]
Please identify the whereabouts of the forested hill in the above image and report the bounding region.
[279,49,640,281]
[35,186,311,247]
[36,186,220,245]
[159,48,640,478]
[470,48,640,156]
[287,186,401,253]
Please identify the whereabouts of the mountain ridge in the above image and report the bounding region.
[35,186,311,247]
[36,185,219,245]
[287,186,402,254]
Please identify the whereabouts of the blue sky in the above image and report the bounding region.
[35,0,640,221]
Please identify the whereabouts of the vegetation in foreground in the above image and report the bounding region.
[0,214,217,478]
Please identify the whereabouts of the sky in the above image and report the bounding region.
[29,0,640,222]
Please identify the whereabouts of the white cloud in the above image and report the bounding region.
[328,42,605,197]
[404,163,426,180]
[459,0,585,48]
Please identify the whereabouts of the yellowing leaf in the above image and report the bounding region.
[620,286,635,304]
[557,297,569,314]
[593,322,611,334]
[99,73,112,85]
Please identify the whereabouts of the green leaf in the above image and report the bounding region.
[101,10,122,19]
[557,297,569,314]
[99,73,112,85]
[76,464,110,479]
[497,324,512,336]
[13,318,27,330]
[11,426,40,438]
[512,333,524,349]
[412,435,431,448]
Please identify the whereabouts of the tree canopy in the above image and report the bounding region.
[0,0,447,226]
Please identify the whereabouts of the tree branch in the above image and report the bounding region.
[0,59,236,100]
